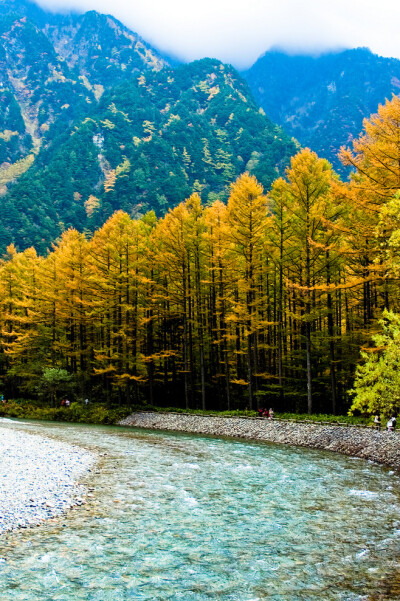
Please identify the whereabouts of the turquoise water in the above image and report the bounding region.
[0,420,400,600]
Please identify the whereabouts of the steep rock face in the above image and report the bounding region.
[0,82,33,169]
[44,11,166,90]
[243,48,400,172]
[0,0,167,192]
[0,58,297,252]
[0,14,93,149]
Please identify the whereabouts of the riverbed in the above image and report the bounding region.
[0,419,400,600]
[0,424,93,534]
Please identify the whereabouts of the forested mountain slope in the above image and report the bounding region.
[0,1,296,253]
[0,0,166,192]
[0,12,94,170]
[0,0,166,87]
[43,9,166,88]
[242,48,400,172]
[0,58,296,252]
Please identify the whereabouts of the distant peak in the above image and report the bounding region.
[262,45,351,60]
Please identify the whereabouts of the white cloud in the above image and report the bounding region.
[35,0,400,68]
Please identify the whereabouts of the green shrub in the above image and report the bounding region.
[0,400,131,425]
[0,400,369,426]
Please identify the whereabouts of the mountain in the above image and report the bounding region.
[0,0,167,193]
[0,12,94,165]
[0,58,296,252]
[0,0,166,85]
[0,1,297,252]
[0,2,166,140]
[242,48,400,172]
[42,9,166,88]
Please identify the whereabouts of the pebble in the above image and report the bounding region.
[119,412,400,471]
[0,423,94,535]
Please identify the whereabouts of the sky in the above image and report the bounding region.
[35,0,400,69]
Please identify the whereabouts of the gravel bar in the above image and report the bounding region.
[120,412,400,471]
[0,421,94,534]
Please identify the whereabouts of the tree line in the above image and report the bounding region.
[2,95,400,413]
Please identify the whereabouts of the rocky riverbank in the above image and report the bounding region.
[0,421,94,534]
[119,412,400,471]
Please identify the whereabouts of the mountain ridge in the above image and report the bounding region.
[242,47,400,171]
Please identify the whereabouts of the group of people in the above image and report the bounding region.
[60,398,89,407]
[373,414,397,431]
[257,407,274,419]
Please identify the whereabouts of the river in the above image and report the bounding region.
[0,420,399,600]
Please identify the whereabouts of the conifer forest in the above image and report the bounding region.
[2,96,400,415]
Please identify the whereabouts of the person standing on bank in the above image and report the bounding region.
[373,413,381,431]
[387,416,397,431]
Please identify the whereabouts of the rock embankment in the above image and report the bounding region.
[0,422,94,534]
[119,412,400,471]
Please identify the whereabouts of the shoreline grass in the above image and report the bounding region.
[0,400,372,427]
